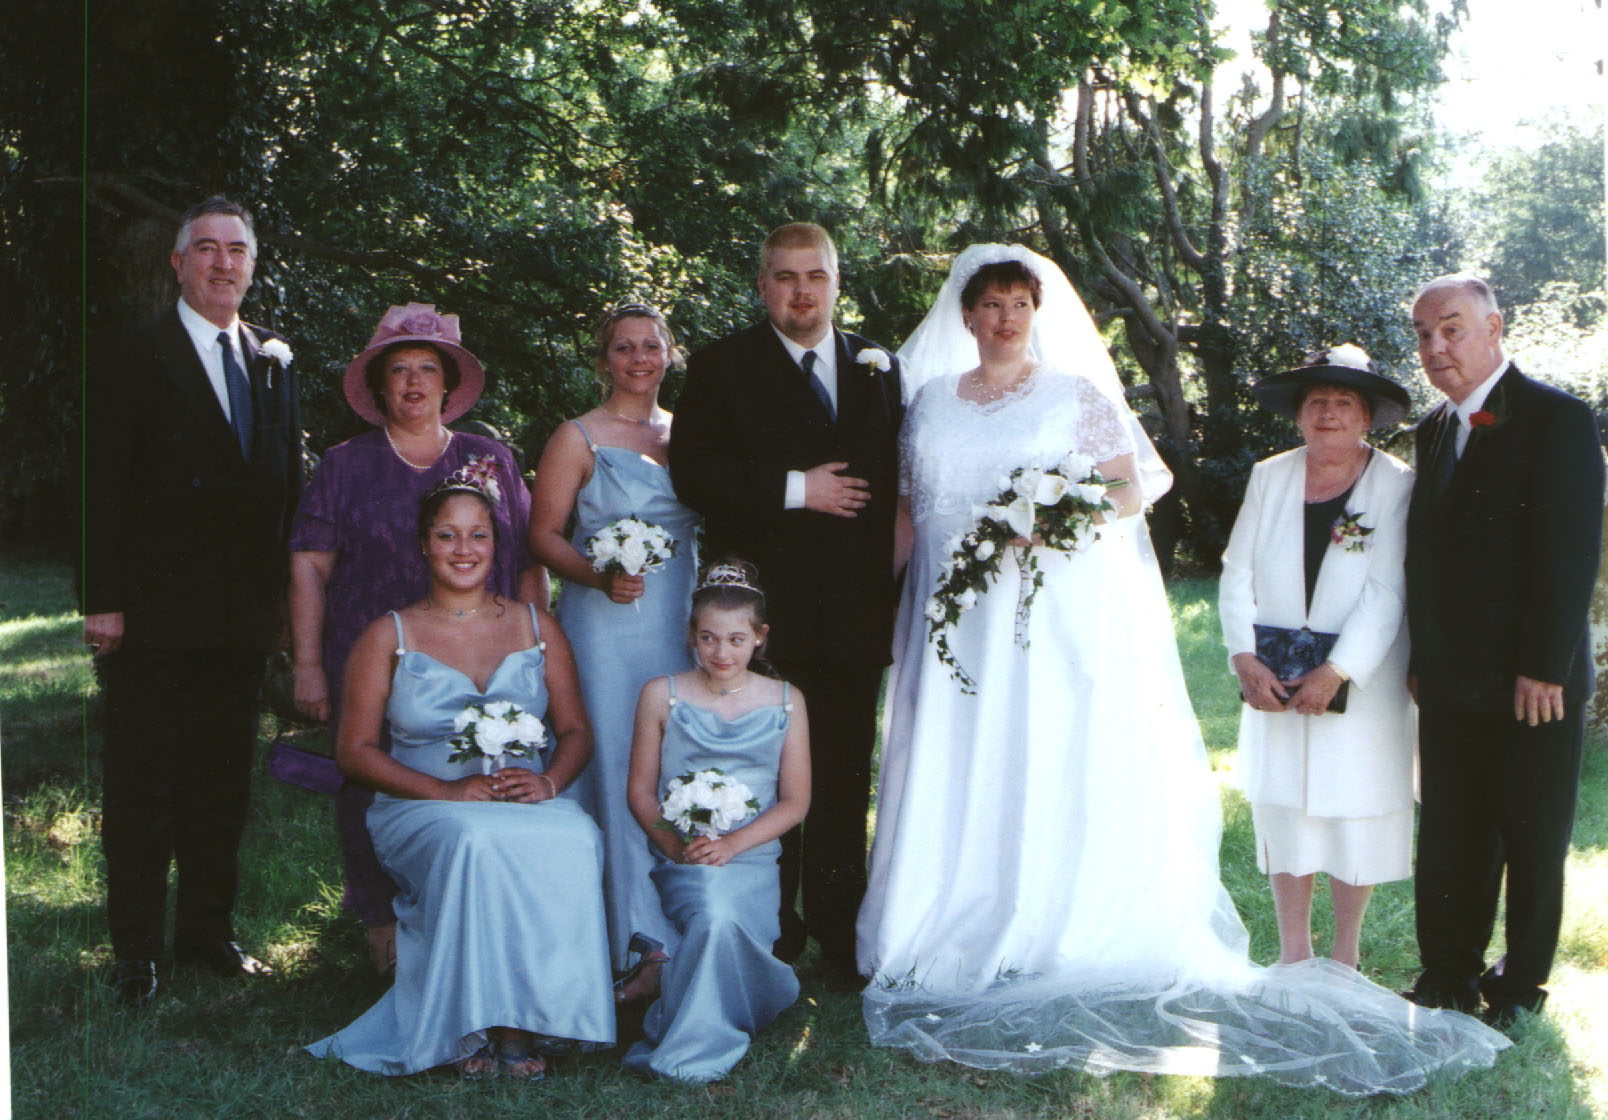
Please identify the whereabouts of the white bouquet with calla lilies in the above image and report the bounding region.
[925,454,1125,692]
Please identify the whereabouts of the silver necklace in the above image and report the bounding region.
[603,405,652,427]
[429,596,483,619]
[700,669,746,696]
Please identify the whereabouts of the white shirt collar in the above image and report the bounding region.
[770,323,836,375]
[176,296,242,354]
[1454,356,1510,426]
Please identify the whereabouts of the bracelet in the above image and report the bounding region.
[537,773,558,800]
[1326,660,1351,683]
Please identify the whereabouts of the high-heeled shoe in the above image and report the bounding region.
[614,932,668,1005]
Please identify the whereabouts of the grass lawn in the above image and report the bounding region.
[6,552,1607,1119]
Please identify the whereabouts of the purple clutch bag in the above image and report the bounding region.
[266,737,343,794]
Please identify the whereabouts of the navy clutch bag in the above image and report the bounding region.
[1250,623,1349,714]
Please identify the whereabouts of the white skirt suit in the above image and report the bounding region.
[1219,446,1417,885]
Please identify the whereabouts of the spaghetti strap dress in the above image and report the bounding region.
[555,418,698,969]
[622,677,800,1083]
[306,605,615,1073]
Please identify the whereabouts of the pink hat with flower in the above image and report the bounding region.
[343,302,486,426]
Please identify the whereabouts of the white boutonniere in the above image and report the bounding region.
[856,347,891,375]
[259,338,293,388]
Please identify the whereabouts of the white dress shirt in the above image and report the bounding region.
[1452,356,1510,457]
[176,296,245,422]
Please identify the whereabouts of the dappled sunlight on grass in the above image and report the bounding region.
[1560,849,1608,967]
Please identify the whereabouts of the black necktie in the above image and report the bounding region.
[801,350,835,424]
[218,330,253,458]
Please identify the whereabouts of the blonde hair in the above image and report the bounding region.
[759,222,838,277]
[588,303,684,391]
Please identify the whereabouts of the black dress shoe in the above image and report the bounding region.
[1402,972,1480,1014]
[176,940,273,978]
[1482,990,1546,1032]
[110,959,159,1008]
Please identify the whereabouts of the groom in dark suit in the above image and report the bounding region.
[84,197,302,1006]
[1404,273,1604,1027]
[670,222,904,985]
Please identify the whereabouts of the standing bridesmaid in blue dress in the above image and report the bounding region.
[308,477,614,1079]
[529,304,699,971]
[622,562,810,1083]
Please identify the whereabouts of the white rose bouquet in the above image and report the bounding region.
[447,700,547,774]
[585,516,677,584]
[926,454,1126,692]
[657,768,761,840]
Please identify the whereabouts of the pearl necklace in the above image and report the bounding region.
[386,424,453,471]
[967,364,1036,403]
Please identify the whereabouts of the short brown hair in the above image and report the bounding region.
[961,261,1043,310]
[759,222,838,276]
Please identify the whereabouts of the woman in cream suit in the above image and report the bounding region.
[1220,345,1416,969]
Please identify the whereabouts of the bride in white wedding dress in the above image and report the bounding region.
[855,245,1507,1094]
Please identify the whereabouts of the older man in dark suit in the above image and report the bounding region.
[1404,273,1604,1028]
[84,197,302,1006]
[670,222,903,985]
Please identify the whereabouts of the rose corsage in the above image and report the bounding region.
[1330,511,1373,553]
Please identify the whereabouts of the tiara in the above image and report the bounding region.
[697,562,763,596]
[426,453,504,506]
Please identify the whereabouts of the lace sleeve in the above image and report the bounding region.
[1074,375,1135,463]
[898,382,931,498]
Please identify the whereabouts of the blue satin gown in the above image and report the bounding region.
[555,419,698,969]
[307,607,615,1074]
[622,677,800,1083]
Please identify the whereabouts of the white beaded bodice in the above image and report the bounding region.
[900,367,1133,525]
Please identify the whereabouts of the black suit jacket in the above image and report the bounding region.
[84,306,302,651]
[670,320,905,665]
[1406,365,1605,710]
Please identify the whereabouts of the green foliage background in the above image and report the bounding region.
[1,0,1602,568]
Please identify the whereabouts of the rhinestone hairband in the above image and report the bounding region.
[697,563,763,596]
[425,455,504,506]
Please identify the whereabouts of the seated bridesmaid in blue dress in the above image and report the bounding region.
[622,561,810,1083]
[307,471,614,1080]
[529,303,698,974]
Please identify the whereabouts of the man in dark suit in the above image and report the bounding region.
[1404,273,1604,1028]
[670,222,903,985]
[84,197,302,1006]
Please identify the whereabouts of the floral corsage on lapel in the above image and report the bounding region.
[1330,510,1373,553]
[259,338,294,389]
[856,347,891,375]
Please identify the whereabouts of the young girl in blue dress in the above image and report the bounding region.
[622,561,811,1083]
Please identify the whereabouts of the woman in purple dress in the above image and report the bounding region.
[289,302,542,974]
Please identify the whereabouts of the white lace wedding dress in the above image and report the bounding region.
[856,367,1508,1094]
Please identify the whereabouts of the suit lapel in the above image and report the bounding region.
[1445,368,1517,504]
[759,323,834,426]
[832,328,864,433]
